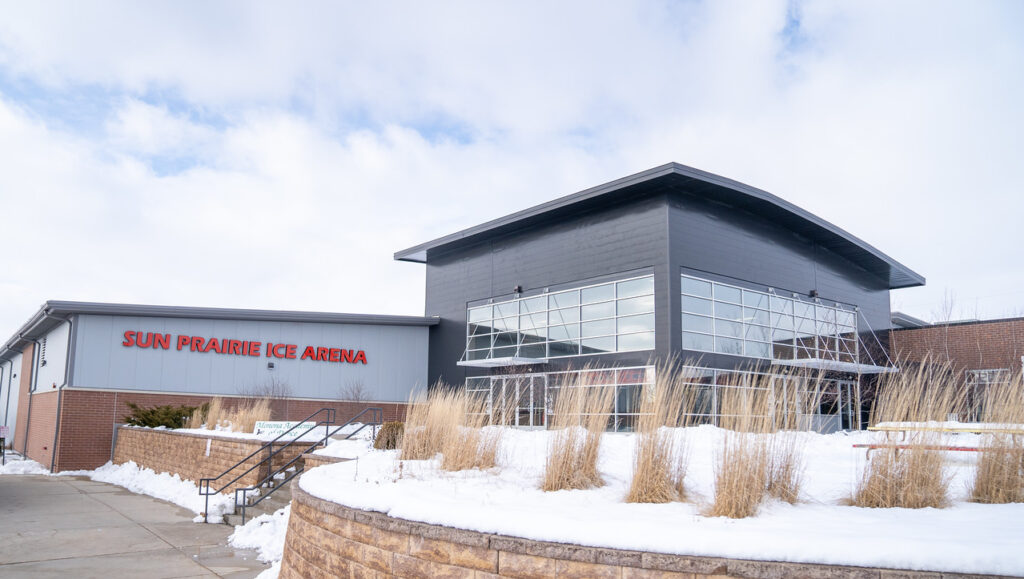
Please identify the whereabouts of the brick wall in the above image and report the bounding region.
[891,318,1024,374]
[112,426,312,494]
[51,389,406,472]
[281,485,993,579]
[23,390,59,468]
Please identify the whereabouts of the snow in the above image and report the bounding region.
[300,426,1024,576]
[0,457,50,474]
[86,461,236,523]
[139,424,339,442]
[229,504,291,579]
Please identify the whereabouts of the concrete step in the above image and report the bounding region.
[223,478,295,526]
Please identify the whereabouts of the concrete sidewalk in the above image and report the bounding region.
[0,474,270,578]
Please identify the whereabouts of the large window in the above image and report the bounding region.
[466,366,655,431]
[466,275,655,361]
[681,274,858,363]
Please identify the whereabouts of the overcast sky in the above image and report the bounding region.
[0,1,1022,339]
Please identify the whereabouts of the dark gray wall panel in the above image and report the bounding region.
[423,187,896,383]
[425,196,671,385]
[668,194,891,368]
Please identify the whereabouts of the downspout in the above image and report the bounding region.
[50,316,73,472]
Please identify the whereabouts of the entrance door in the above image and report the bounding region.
[490,374,546,427]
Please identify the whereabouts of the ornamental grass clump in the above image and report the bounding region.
[440,391,507,471]
[541,373,615,492]
[625,364,699,503]
[707,373,774,518]
[970,370,1024,504]
[708,369,821,518]
[852,359,965,509]
[399,386,460,461]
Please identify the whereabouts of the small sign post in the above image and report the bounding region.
[0,425,8,465]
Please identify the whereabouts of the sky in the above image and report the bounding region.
[0,1,1022,339]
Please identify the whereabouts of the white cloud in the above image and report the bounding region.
[0,0,1022,336]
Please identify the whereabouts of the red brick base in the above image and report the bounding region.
[49,389,407,472]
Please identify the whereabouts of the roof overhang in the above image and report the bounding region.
[771,358,900,374]
[457,356,549,368]
[394,163,925,290]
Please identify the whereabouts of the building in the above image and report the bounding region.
[890,314,1024,392]
[2,162,928,470]
[0,301,434,471]
[396,163,924,430]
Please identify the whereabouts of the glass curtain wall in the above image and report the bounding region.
[466,275,655,362]
[673,366,857,432]
[680,274,858,363]
[466,365,655,431]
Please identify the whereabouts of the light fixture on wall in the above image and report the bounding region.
[267,362,275,370]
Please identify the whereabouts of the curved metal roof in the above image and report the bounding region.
[394,162,925,289]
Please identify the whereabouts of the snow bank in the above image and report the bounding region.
[229,504,290,579]
[0,457,50,475]
[87,461,235,523]
[300,426,1024,576]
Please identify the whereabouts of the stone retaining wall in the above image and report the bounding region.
[112,426,312,494]
[303,454,350,470]
[281,484,1012,579]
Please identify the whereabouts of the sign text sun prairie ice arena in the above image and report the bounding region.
[120,331,368,364]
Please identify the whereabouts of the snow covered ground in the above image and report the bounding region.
[230,505,291,579]
[2,453,286,576]
[300,426,1024,576]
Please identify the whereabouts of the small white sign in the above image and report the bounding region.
[253,420,318,437]
[0,426,8,439]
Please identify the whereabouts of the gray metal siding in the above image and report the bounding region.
[71,314,429,401]
[668,194,891,368]
[425,195,671,385]
[423,190,895,381]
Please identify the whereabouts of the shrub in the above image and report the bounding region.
[400,386,461,461]
[852,359,963,508]
[707,369,821,518]
[541,374,615,492]
[183,396,272,432]
[970,371,1024,504]
[123,402,199,428]
[626,364,697,503]
[374,421,405,450]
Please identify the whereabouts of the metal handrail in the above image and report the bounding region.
[198,407,335,522]
[233,407,383,524]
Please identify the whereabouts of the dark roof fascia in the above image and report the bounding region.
[394,162,926,290]
[0,301,438,362]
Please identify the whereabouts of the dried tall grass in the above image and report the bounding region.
[708,369,821,518]
[970,370,1024,504]
[440,392,507,471]
[231,397,272,433]
[400,387,459,461]
[541,376,615,492]
[399,386,506,470]
[708,374,773,518]
[852,360,965,508]
[186,396,272,432]
[625,365,699,503]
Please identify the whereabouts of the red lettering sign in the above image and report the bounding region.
[123,332,367,365]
